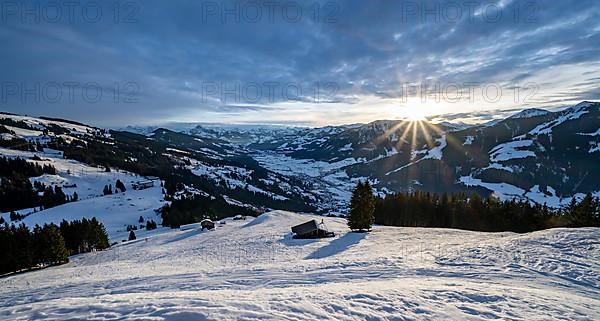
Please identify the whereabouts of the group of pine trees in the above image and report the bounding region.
[58,218,110,255]
[0,156,56,177]
[3,183,78,222]
[0,157,72,213]
[103,179,127,196]
[138,216,158,230]
[161,194,257,228]
[347,181,600,233]
[0,218,109,275]
[563,194,600,227]
[373,190,600,232]
[0,122,46,152]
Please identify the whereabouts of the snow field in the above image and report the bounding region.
[0,147,166,242]
[0,211,598,320]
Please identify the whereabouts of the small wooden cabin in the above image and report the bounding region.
[201,219,215,230]
[291,219,335,239]
[132,180,154,190]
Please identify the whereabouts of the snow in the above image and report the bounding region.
[459,175,526,201]
[0,211,598,320]
[0,113,99,138]
[2,125,44,139]
[1,186,165,242]
[525,185,562,208]
[577,129,600,137]
[463,135,474,145]
[508,108,550,119]
[185,157,288,201]
[575,128,600,153]
[0,147,157,202]
[422,134,446,160]
[459,176,599,208]
[367,147,399,162]
[338,143,353,151]
[489,139,536,162]
[387,135,446,175]
[0,147,166,241]
[165,147,190,155]
[529,103,591,135]
[484,162,516,173]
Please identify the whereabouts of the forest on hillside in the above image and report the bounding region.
[0,218,109,275]
[374,191,600,232]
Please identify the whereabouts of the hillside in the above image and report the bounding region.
[1,102,599,228]
[0,211,598,320]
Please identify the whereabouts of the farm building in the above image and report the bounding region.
[291,219,335,239]
[201,219,215,230]
[132,180,154,190]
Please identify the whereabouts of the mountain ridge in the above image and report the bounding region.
[1,101,599,214]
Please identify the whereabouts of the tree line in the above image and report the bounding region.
[0,218,109,275]
[373,190,600,232]
[0,156,89,215]
[160,194,259,228]
[0,156,62,212]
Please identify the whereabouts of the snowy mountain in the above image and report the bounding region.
[0,210,598,320]
[507,108,551,119]
[2,102,599,223]
[0,114,318,240]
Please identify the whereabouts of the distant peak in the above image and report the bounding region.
[572,101,598,109]
[508,108,551,119]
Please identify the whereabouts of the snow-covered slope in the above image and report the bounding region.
[1,186,165,242]
[0,147,166,241]
[0,113,101,139]
[0,211,598,320]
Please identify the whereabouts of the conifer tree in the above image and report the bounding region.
[567,194,600,227]
[36,224,69,265]
[128,230,137,241]
[115,179,126,193]
[347,181,375,231]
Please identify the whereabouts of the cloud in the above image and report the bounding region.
[1,0,599,126]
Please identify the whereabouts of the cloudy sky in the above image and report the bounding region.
[1,0,599,127]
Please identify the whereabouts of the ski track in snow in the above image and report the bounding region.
[0,211,598,320]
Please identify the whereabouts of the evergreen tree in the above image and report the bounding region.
[146,220,157,230]
[13,223,33,271]
[139,216,144,223]
[115,179,127,192]
[0,223,13,274]
[128,230,137,241]
[567,194,600,227]
[36,224,69,265]
[103,185,113,195]
[347,181,375,231]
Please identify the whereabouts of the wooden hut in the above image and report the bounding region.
[291,219,335,239]
[200,219,215,230]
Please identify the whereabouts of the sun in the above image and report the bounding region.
[403,108,427,121]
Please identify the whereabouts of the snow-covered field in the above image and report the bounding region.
[1,211,598,320]
[0,147,166,241]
